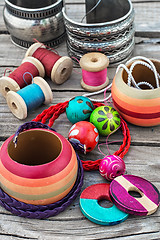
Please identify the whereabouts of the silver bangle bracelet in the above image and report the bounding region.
[3,0,65,48]
[63,0,135,64]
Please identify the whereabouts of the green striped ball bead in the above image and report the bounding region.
[90,106,121,136]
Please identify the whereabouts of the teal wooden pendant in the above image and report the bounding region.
[80,183,128,225]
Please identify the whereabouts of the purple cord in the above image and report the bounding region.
[69,140,86,154]
[13,121,56,146]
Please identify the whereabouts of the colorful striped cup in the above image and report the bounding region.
[0,129,78,205]
[111,59,160,126]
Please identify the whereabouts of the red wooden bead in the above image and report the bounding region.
[68,121,99,153]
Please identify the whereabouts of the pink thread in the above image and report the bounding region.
[98,123,122,157]
[82,68,107,86]
[71,56,80,64]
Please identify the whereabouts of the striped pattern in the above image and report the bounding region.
[0,147,78,205]
[111,68,160,126]
[110,175,160,216]
[0,129,73,178]
[0,128,78,205]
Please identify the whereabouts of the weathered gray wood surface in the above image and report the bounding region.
[0,0,160,239]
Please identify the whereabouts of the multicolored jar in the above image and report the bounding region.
[112,59,160,126]
[0,128,78,205]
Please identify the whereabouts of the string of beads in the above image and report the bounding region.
[33,101,131,171]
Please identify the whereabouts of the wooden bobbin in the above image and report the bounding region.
[80,52,109,92]
[25,42,73,85]
[0,56,45,98]
[22,56,45,78]
[6,77,53,120]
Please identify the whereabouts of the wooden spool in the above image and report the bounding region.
[25,42,73,85]
[0,56,45,98]
[6,76,53,120]
[79,52,109,92]
[112,59,160,126]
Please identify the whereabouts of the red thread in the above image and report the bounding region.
[8,62,39,88]
[82,68,107,86]
[32,48,61,77]
[4,68,12,76]
[32,101,131,171]
[33,38,59,55]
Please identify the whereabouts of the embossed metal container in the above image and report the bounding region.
[3,0,66,48]
[63,0,135,64]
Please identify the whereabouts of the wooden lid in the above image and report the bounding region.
[33,77,53,104]
[6,91,27,120]
[25,42,45,58]
[51,56,73,84]
[80,52,109,72]
[0,76,20,98]
[22,56,45,78]
[81,76,109,92]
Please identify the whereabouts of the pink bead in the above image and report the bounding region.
[99,155,125,181]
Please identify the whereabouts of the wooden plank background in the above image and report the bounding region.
[0,0,160,239]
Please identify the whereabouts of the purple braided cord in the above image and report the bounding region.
[0,154,83,219]
[13,121,56,146]
[69,140,86,154]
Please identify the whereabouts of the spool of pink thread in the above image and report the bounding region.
[80,52,109,92]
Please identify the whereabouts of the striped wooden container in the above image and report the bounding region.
[0,129,78,205]
[111,59,160,127]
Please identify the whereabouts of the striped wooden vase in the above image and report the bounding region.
[111,59,160,127]
[0,129,78,205]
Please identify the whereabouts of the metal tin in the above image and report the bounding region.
[63,0,135,64]
[3,0,66,48]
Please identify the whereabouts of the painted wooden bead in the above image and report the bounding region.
[66,96,94,124]
[0,128,78,205]
[80,183,129,225]
[90,106,121,136]
[68,121,99,153]
[110,175,160,216]
[99,155,125,181]
[112,59,160,126]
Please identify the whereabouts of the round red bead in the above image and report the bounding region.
[68,121,99,153]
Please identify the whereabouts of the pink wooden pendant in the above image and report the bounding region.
[110,175,160,216]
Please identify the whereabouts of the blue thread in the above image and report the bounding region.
[23,72,33,86]
[17,83,45,112]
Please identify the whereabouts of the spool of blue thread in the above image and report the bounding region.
[6,77,53,119]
